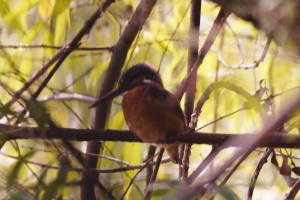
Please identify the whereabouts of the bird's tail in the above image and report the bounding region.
[162,144,179,164]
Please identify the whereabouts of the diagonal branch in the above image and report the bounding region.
[2,0,115,111]
[175,91,300,200]
[248,148,273,200]
[82,0,158,199]
[175,8,231,101]
[144,148,165,200]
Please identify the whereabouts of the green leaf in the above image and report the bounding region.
[19,52,32,77]
[123,143,141,200]
[34,167,48,197]
[88,59,110,89]
[3,0,41,31]
[0,0,23,32]
[28,101,50,134]
[43,29,55,60]
[19,12,28,31]
[216,187,238,200]
[7,151,35,189]
[42,157,70,200]
[39,0,55,20]
[52,0,72,16]
[21,20,46,44]
[0,104,16,115]
[54,8,70,45]
[152,188,170,197]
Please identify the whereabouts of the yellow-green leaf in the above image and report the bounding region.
[43,29,55,60]
[21,20,46,44]
[0,0,23,32]
[54,9,70,45]
[39,0,55,21]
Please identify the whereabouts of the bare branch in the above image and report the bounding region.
[2,124,300,148]
[209,149,254,199]
[121,152,159,200]
[145,146,157,187]
[174,91,300,200]
[190,81,255,129]
[22,146,131,166]
[83,0,158,199]
[0,150,171,173]
[255,149,300,160]
[182,0,202,180]
[225,22,244,65]
[248,148,273,199]
[144,148,165,200]
[285,176,300,200]
[175,8,231,101]
[185,146,220,185]
[0,44,113,51]
[210,37,271,69]
[196,108,244,131]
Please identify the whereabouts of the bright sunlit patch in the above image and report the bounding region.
[143,31,153,39]
[18,43,23,52]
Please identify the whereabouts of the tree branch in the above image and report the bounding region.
[82,0,158,199]
[182,0,202,180]
[1,124,300,148]
[174,91,300,200]
[0,44,113,51]
[175,8,230,101]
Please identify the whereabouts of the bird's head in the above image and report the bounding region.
[89,63,163,108]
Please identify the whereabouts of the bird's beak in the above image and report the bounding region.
[88,88,122,109]
[89,82,147,109]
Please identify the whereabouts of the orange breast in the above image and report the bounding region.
[122,85,185,142]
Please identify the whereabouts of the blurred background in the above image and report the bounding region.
[0,0,300,199]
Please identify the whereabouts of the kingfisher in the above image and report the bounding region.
[89,63,186,164]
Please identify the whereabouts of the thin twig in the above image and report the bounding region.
[37,93,98,103]
[2,46,66,109]
[0,150,171,173]
[189,81,256,141]
[270,86,300,99]
[121,153,159,200]
[185,145,220,185]
[0,44,113,51]
[144,148,165,200]
[196,108,245,131]
[22,146,131,166]
[247,148,273,200]
[3,0,115,124]
[175,92,300,200]
[209,149,254,200]
[175,8,231,101]
[225,22,244,65]
[212,27,225,134]
[209,37,271,69]
[0,81,27,111]
[255,149,300,160]
[285,176,300,200]
[63,101,91,128]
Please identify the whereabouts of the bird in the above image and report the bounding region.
[89,63,186,164]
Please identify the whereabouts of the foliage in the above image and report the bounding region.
[0,0,300,199]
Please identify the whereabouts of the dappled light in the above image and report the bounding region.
[1,0,300,199]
